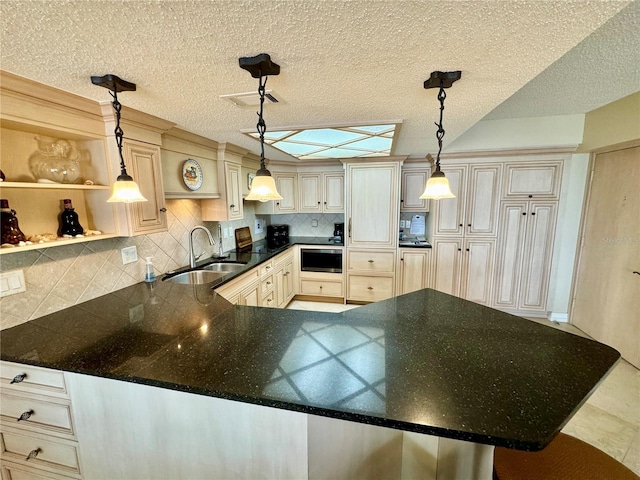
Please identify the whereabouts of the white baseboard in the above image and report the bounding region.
[548,312,569,323]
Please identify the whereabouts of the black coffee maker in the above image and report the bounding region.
[333,223,344,242]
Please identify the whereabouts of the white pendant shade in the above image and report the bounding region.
[245,175,283,202]
[107,179,148,203]
[419,173,456,200]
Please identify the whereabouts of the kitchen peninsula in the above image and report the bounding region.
[0,243,619,480]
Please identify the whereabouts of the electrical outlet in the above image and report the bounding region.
[0,269,26,298]
[121,246,138,265]
[255,219,264,234]
[311,219,318,227]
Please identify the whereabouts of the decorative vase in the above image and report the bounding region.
[0,199,27,245]
[28,136,81,184]
[58,199,84,237]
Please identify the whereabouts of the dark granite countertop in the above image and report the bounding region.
[0,276,619,451]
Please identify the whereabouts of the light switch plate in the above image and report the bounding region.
[121,246,138,265]
[0,270,26,298]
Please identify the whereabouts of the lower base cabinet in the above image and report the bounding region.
[346,248,396,303]
[398,249,432,295]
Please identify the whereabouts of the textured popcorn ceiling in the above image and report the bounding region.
[0,0,636,161]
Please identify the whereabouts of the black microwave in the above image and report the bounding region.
[300,248,343,273]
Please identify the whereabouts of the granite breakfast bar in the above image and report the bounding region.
[0,247,620,479]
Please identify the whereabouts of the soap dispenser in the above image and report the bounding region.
[144,257,156,283]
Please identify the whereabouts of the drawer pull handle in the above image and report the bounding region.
[368,260,374,263]
[17,410,34,421]
[266,281,272,285]
[10,373,27,384]
[266,266,271,270]
[159,207,167,212]
[26,448,41,461]
[367,286,373,290]
[319,285,323,289]
[230,204,235,208]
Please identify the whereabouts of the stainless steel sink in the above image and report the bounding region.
[163,270,225,285]
[201,262,246,273]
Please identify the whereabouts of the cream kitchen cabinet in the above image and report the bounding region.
[254,172,298,215]
[345,160,401,249]
[433,163,502,237]
[502,161,563,200]
[118,139,168,235]
[346,248,396,302]
[0,361,83,479]
[493,201,558,313]
[400,168,430,212]
[273,249,295,308]
[432,237,495,306]
[398,248,432,294]
[201,161,243,221]
[298,172,345,214]
[214,268,260,306]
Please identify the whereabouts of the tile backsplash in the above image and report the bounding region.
[0,200,265,330]
[264,213,345,238]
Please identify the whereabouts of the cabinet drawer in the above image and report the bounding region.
[260,290,276,308]
[260,274,274,294]
[0,429,81,476]
[300,279,343,297]
[347,250,395,272]
[0,363,67,398]
[1,461,80,480]
[0,393,74,436]
[259,260,274,277]
[347,275,394,302]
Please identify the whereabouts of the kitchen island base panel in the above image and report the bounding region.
[66,372,493,480]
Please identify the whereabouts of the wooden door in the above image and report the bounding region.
[399,250,428,294]
[226,162,243,220]
[432,238,463,296]
[460,239,495,306]
[433,165,466,236]
[347,163,399,248]
[572,144,640,367]
[401,169,430,212]
[493,202,527,310]
[465,164,501,236]
[274,173,297,213]
[298,173,322,213]
[323,172,344,212]
[123,140,167,235]
[518,202,557,311]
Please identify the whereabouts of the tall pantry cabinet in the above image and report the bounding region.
[431,163,502,305]
[344,159,402,302]
[431,157,563,316]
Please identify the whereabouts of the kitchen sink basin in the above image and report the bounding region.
[163,270,225,285]
[201,262,246,273]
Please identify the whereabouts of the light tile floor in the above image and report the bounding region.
[287,300,640,475]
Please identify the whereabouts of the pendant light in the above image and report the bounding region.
[91,74,147,203]
[420,71,462,200]
[240,53,283,202]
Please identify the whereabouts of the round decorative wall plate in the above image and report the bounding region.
[182,159,203,191]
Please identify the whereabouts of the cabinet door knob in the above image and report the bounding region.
[230,204,235,208]
[466,248,470,252]
[367,286,373,290]
[159,207,167,212]
[266,265,271,270]
[266,281,272,285]
[522,212,527,215]
[318,201,321,205]
[531,212,536,216]
[10,373,27,384]
[529,195,533,198]
[17,409,34,422]
[25,448,41,461]
[467,224,471,227]
[457,248,462,251]
[319,285,323,289]
[400,199,404,203]
[324,201,327,205]
[459,223,463,227]
[368,260,374,263]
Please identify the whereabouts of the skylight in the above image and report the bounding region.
[243,122,400,160]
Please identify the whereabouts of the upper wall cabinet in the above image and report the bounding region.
[161,128,220,199]
[502,161,563,200]
[101,104,174,236]
[400,167,431,212]
[201,143,246,221]
[254,172,298,215]
[0,71,119,254]
[298,172,344,214]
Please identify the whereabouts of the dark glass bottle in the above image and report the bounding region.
[59,199,84,237]
[0,199,27,245]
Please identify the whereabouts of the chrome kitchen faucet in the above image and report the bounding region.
[189,226,216,268]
